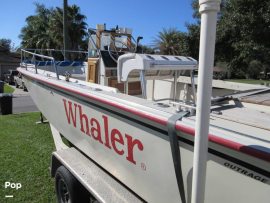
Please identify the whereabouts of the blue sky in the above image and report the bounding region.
[0,0,196,48]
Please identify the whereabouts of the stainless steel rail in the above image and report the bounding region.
[21,49,59,80]
[24,48,88,54]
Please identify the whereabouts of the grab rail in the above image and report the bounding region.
[24,48,88,54]
[21,49,59,80]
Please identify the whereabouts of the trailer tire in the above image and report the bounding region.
[55,166,89,203]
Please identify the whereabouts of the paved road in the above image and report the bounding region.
[11,85,39,114]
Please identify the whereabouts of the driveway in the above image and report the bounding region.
[12,86,39,113]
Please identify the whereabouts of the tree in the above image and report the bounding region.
[216,0,270,78]
[0,38,12,52]
[189,0,270,79]
[20,3,53,49]
[247,60,263,79]
[185,23,200,60]
[49,5,88,51]
[141,45,155,54]
[154,28,188,55]
[20,3,88,54]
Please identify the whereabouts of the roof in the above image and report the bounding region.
[0,51,20,64]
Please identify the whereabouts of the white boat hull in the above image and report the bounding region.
[22,70,270,203]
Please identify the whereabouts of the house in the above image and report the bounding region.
[0,49,20,80]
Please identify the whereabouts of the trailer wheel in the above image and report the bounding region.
[55,166,89,203]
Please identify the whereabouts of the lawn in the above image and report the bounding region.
[0,112,56,203]
[226,79,270,85]
[4,84,15,93]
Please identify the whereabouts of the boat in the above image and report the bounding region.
[17,1,269,202]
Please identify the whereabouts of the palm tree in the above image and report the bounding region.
[49,5,88,51]
[20,3,55,49]
[154,28,188,56]
[20,3,88,55]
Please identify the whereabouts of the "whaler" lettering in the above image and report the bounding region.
[63,99,144,165]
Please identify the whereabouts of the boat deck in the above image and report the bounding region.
[184,104,270,159]
[241,90,270,106]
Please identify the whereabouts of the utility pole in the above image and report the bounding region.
[63,0,68,60]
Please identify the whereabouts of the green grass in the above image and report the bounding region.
[4,84,15,93]
[0,113,56,203]
[226,79,270,85]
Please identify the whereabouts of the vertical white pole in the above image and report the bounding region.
[191,1,220,203]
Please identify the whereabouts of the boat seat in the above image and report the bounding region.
[58,61,72,66]
[37,61,47,66]
[72,61,83,67]
[46,61,52,66]
[23,59,32,64]
[35,61,53,66]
